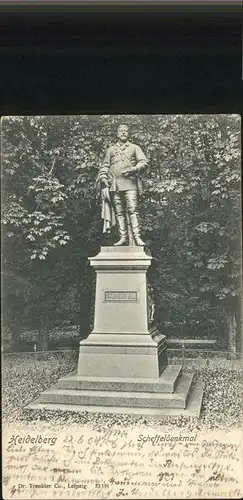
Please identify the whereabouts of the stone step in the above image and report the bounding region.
[57,364,182,394]
[39,373,194,410]
[28,381,203,418]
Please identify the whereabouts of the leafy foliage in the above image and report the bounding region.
[1,114,241,349]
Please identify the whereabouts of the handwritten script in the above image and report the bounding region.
[3,423,242,499]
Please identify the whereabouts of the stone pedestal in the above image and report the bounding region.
[28,246,203,418]
[77,246,167,378]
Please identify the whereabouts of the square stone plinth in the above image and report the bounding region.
[77,246,167,379]
[89,246,152,335]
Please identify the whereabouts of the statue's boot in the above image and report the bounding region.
[114,215,128,246]
[129,212,145,246]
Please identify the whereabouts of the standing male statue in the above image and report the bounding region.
[96,124,148,246]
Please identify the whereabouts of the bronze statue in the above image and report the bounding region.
[96,124,148,246]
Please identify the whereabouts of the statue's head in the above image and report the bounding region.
[117,124,129,142]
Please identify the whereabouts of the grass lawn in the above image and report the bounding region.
[2,352,242,431]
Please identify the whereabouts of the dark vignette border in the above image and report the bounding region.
[0,3,242,116]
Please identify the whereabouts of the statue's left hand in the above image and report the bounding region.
[101,187,110,201]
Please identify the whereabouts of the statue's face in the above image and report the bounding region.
[117,125,129,142]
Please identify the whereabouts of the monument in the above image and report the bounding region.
[29,124,203,417]
[96,123,147,247]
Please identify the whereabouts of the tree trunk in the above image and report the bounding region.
[227,313,237,358]
[42,327,49,351]
[79,266,92,340]
[11,322,20,344]
[39,316,49,351]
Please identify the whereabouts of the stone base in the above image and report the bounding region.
[28,385,203,418]
[28,366,203,418]
[56,364,182,393]
[77,326,168,378]
[27,246,203,418]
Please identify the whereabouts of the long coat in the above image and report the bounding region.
[97,141,148,194]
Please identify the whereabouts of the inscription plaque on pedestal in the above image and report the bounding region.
[104,290,138,302]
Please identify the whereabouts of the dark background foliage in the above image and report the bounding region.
[1,114,241,351]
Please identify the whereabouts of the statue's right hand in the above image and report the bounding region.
[101,187,110,201]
